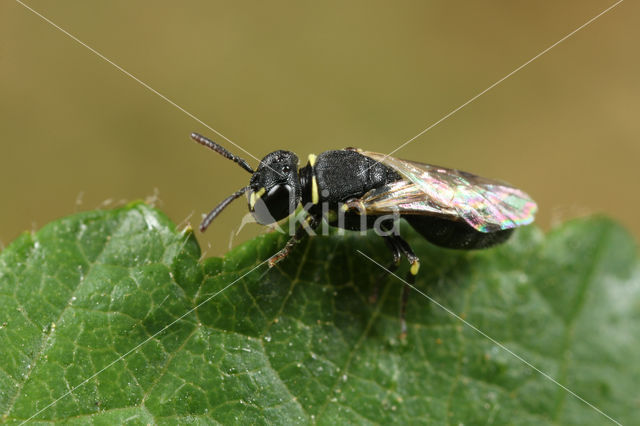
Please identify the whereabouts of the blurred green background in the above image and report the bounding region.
[2,1,638,256]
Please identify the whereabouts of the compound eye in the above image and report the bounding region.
[252,184,294,225]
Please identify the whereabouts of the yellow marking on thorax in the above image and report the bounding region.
[308,153,319,204]
[308,153,317,166]
[311,176,319,204]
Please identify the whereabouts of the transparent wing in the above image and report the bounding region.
[350,149,538,233]
[346,179,459,217]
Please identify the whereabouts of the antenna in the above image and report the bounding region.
[191,132,254,174]
[200,186,249,232]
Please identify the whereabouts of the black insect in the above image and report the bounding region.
[191,132,537,332]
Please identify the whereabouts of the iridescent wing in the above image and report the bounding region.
[347,149,537,233]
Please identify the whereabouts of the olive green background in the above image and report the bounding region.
[2,1,638,256]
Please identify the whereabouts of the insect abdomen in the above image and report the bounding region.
[406,216,513,250]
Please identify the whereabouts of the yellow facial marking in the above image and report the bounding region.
[249,187,266,209]
[311,176,319,204]
[308,153,317,167]
[410,259,421,276]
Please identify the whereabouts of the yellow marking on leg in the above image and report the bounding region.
[344,200,364,213]
[410,259,421,276]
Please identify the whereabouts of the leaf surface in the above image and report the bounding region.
[0,203,638,424]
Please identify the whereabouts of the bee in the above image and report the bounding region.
[191,132,537,332]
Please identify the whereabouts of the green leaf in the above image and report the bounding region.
[0,203,638,424]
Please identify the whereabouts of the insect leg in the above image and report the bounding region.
[383,236,403,270]
[268,213,320,268]
[387,234,420,338]
[369,236,403,304]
